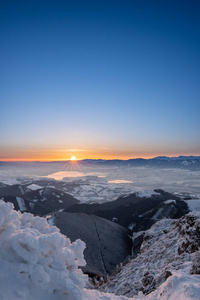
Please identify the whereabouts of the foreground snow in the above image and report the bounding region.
[0,200,87,299]
[0,199,199,299]
[144,273,200,300]
[0,200,131,300]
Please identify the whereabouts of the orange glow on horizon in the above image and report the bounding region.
[1,150,200,162]
[0,154,153,162]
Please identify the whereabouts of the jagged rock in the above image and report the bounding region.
[99,213,200,297]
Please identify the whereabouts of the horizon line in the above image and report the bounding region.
[1,154,200,163]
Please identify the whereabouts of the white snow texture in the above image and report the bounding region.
[0,200,88,300]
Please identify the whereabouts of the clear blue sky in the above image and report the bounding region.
[1,0,200,160]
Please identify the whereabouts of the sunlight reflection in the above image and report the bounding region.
[108,180,133,183]
[46,171,106,180]
[62,159,82,172]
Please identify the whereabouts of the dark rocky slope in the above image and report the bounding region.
[65,190,189,232]
[48,212,132,277]
[1,186,79,215]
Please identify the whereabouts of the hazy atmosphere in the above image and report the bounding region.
[1,0,200,161]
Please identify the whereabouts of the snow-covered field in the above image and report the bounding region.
[185,199,200,212]
[27,184,43,190]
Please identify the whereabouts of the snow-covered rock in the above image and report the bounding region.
[99,213,200,299]
[0,200,87,299]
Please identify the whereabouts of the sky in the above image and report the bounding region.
[0,0,200,161]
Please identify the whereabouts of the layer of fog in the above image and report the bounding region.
[1,162,200,202]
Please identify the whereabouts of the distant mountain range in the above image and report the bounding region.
[1,156,200,174]
[1,156,200,165]
[80,156,200,170]
[82,155,200,163]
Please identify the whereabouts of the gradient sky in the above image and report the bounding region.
[1,0,200,161]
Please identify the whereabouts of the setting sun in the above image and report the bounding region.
[70,156,76,161]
